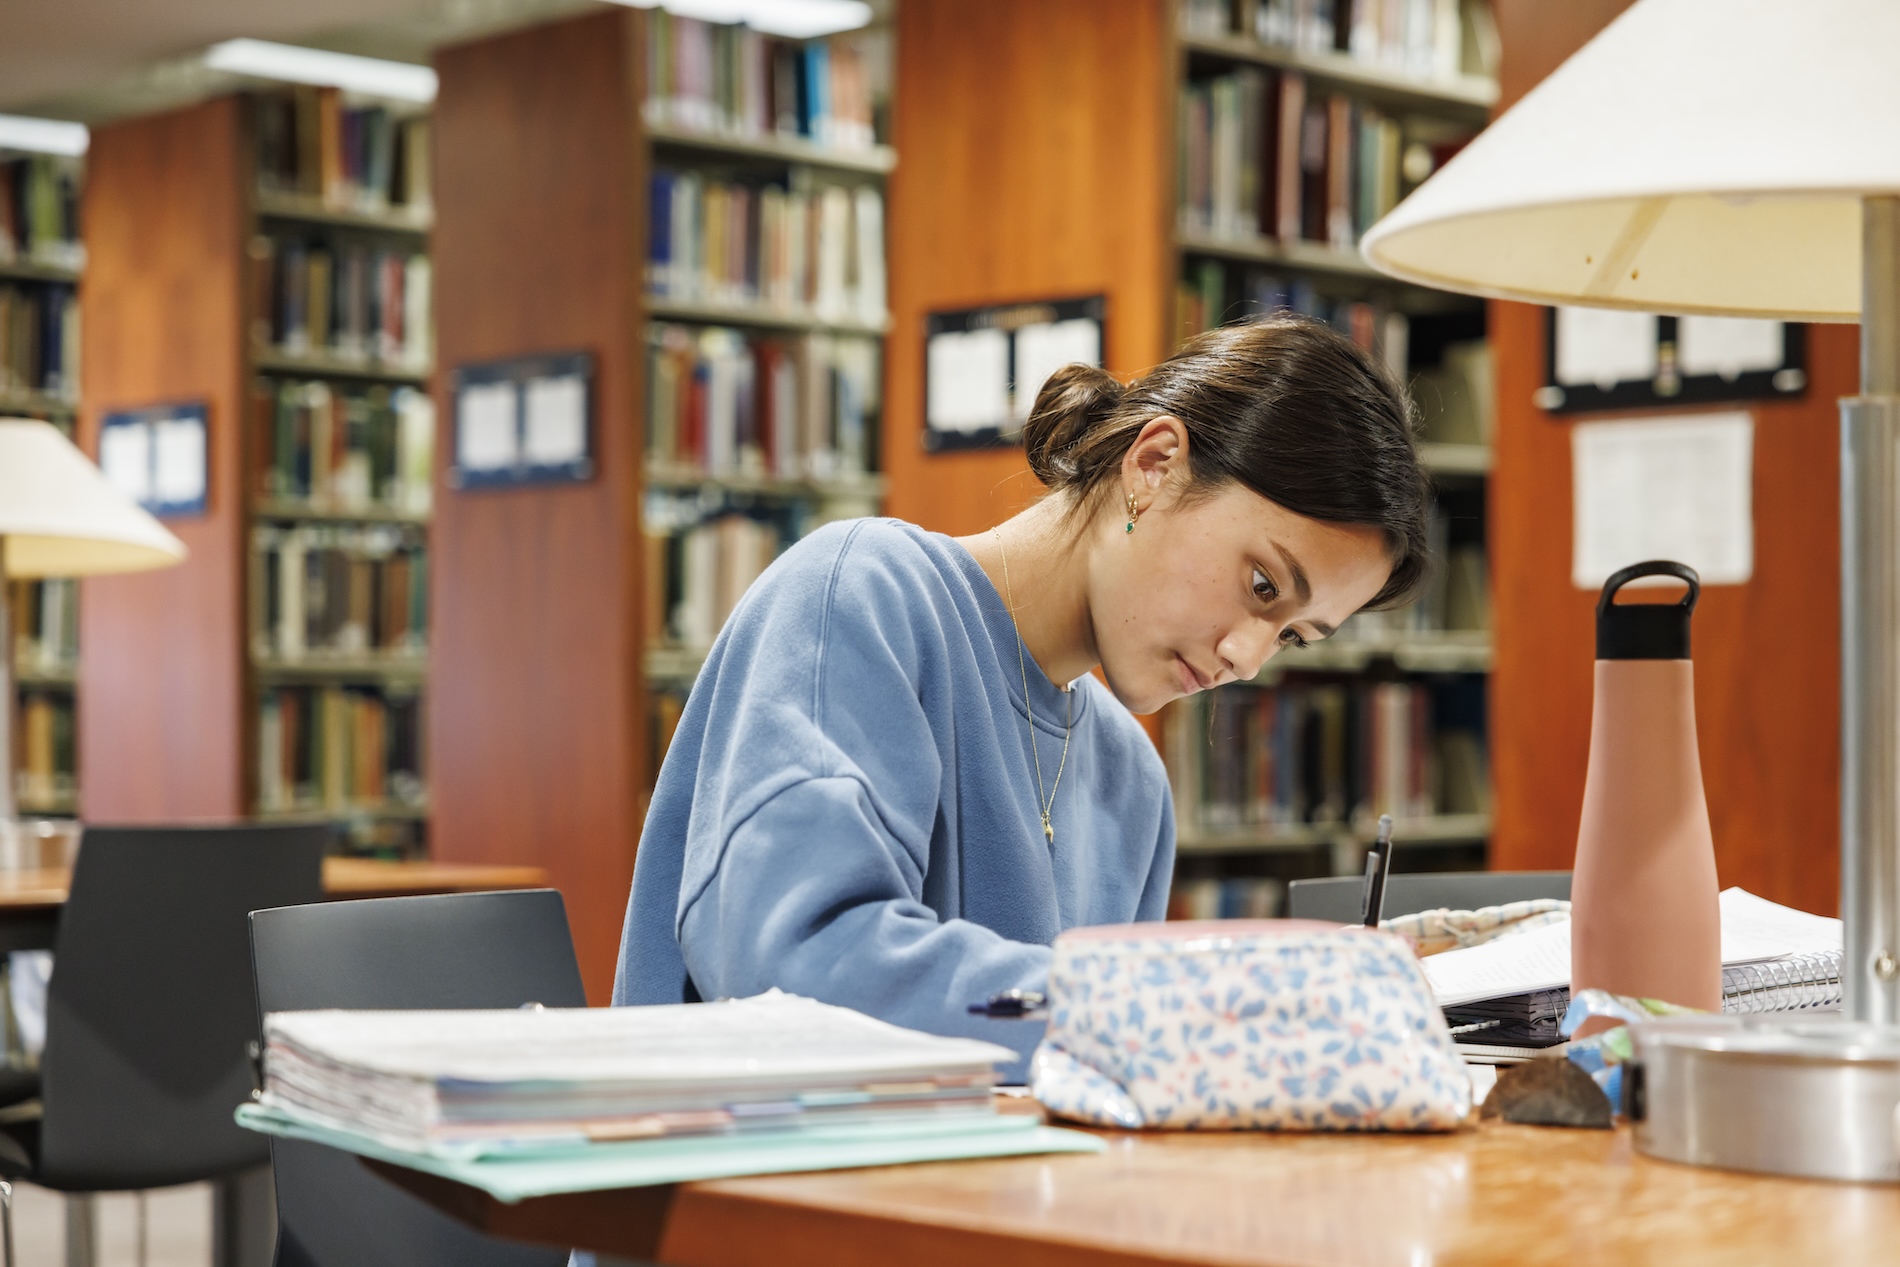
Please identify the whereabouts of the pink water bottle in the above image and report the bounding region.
[1571,560,1722,1016]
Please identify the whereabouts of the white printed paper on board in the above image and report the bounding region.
[1555,307,1659,390]
[1572,412,1754,589]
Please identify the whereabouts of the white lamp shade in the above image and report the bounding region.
[0,419,188,578]
[1360,0,1900,320]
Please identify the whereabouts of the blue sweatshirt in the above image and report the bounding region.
[613,517,1174,1077]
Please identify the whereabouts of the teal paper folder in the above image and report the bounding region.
[235,1103,1104,1202]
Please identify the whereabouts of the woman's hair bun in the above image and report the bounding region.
[1021,363,1125,488]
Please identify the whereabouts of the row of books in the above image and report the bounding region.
[1164,680,1490,834]
[1181,0,1497,86]
[251,524,429,660]
[14,690,74,810]
[646,324,878,481]
[253,88,434,216]
[1168,877,1286,921]
[1179,67,1428,250]
[256,685,424,814]
[253,235,432,370]
[1176,263,1409,381]
[650,512,785,651]
[8,579,76,671]
[0,157,82,270]
[648,173,885,325]
[643,13,880,151]
[253,379,435,515]
[0,282,78,399]
[1338,543,1489,639]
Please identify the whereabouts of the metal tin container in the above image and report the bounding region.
[1629,1015,1900,1181]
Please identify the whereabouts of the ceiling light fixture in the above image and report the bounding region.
[202,39,437,103]
[604,0,873,40]
[0,115,88,157]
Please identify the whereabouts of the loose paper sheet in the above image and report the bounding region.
[523,375,587,466]
[1012,318,1102,420]
[152,416,207,507]
[1571,411,1754,588]
[1422,888,1842,1007]
[925,328,1010,433]
[1676,316,1784,380]
[98,422,152,503]
[457,381,519,471]
[1555,307,1658,389]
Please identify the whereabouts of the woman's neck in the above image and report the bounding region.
[955,497,1101,689]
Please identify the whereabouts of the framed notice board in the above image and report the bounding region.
[97,401,209,518]
[923,295,1106,452]
[1537,307,1807,415]
[449,351,595,490]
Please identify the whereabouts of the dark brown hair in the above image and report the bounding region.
[1022,314,1430,610]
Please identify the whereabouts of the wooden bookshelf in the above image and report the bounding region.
[1178,31,1499,119]
[427,7,894,1001]
[77,92,436,853]
[887,0,1498,908]
[0,259,80,287]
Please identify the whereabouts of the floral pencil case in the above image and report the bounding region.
[1030,920,1470,1132]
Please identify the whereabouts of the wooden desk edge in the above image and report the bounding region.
[363,1160,679,1260]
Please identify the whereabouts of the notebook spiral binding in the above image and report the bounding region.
[1720,951,1842,1015]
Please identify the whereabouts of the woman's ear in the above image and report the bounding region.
[1121,416,1191,509]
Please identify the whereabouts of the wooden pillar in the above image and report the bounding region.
[429,10,648,1003]
[883,0,1175,536]
[76,98,251,822]
[1487,0,1850,913]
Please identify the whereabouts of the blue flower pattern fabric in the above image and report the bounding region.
[1031,922,1471,1131]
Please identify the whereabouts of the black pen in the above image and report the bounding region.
[1360,813,1394,927]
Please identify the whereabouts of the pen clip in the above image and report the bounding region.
[1360,813,1395,927]
[968,989,1048,1020]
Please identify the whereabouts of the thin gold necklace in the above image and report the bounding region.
[994,529,1072,844]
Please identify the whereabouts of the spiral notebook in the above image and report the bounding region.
[1428,890,1843,1061]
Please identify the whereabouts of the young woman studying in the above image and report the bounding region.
[613,315,1431,1077]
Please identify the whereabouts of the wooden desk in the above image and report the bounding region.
[0,858,550,949]
[371,1118,1900,1267]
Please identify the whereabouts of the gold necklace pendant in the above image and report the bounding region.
[994,528,1073,848]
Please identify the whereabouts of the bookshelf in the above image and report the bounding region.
[882,0,1498,918]
[428,6,892,1001]
[3,152,84,820]
[77,90,435,854]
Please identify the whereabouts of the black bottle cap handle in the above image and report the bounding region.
[1597,560,1699,661]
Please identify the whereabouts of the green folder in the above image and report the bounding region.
[235,1102,1104,1202]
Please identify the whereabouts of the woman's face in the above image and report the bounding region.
[1089,419,1397,715]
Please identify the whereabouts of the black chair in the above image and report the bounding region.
[1286,870,1573,923]
[249,889,585,1267]
[0,823,329,1266]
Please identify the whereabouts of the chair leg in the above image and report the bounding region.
[0,1180,13,1267]
[135,1190,148,1267]
[63,1193,94,1267]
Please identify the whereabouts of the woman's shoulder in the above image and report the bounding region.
[770,518,972,610]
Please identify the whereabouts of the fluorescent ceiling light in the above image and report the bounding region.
[608,0,873,39]
[0,115,88,157]
[203,39,437,103]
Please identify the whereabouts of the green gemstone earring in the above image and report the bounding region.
[1125,491,1140,533]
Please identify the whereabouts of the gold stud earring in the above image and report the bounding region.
[1125,491,1140,534]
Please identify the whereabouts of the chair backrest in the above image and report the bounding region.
[1285,870,1573,923]
[40,823,329,1190]
[250,890,585,1267]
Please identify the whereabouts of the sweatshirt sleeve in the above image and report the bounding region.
[671,523,1052,1071]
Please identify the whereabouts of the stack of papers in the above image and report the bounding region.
[259,991,1017,1156]
[1424,887,1842,1011]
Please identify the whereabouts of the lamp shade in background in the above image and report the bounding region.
[1360,0,1900,320]
[0,418,187,576]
